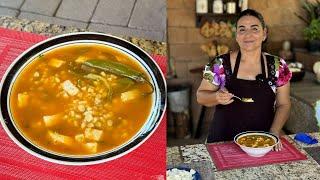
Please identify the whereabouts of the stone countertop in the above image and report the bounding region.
[0,16,167,56]
[167,133,320,180]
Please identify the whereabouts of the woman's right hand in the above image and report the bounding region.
[216,89,234,105]
[197,79,234,107]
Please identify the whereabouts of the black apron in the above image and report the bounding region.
[207,52,276,143]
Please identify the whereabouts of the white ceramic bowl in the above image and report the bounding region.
[234,131,279,157]
[0,32,166,165]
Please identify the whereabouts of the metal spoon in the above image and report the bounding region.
[232,95,254,103]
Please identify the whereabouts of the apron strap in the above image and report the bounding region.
[233,51,241,78]
[233,51,266,80]
[260,52,266,79]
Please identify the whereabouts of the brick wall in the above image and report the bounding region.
[167,0,308,136]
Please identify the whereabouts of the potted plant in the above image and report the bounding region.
[296,0,320,52]
[304,19,320,51]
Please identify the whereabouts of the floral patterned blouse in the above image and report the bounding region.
[203,52,292,93]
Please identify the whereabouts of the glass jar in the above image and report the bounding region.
[241,0,248,11]
[226,1,236,14]
[213,0,224,14]
[196,0,208,14]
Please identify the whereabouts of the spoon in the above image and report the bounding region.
[232,95,254,103]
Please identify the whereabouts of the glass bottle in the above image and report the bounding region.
[226,0,237,14]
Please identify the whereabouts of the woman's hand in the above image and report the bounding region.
[269,83,291,152]
[197,80,234,106]
[270,131,283,151]
[216,89,234,105]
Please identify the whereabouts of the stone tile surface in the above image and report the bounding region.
[56,0,98,22]
[1,0,166,44]
[129,0,166,31]
[88,22,164,42]
[0,0,24,8]
[21,0,61,16]
[0,7,18,16]
[91,0,135,26]
[19,12,88,29]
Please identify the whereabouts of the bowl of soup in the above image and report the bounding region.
[234,131,279,157]
[0,32,166,165]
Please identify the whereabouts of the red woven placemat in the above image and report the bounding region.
[207,137,307,171]
[0,27,166,179]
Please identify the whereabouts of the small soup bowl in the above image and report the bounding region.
[234,131,279,157]
[0,32,166,165]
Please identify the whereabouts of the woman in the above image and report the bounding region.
[196,9,292,151]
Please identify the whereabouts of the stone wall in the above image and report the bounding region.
[167,0,309,136]
[250,0,307,53]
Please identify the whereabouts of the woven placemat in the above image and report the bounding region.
[207,137,307,171]
[0,27,166,179]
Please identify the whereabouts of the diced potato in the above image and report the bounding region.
[84,128,103,141]
[33,71,40,77]
[120,89,141,102]
[78,105,86,112]
[62,80,79,96]
[17,92,29,108]
[84,142,98,153]
[43,114,61,127]
[75,56,87,63]
[48,131,73,146]
[87,123,94,128]
[75,134,85,143]
[84,111,93,122]
[48,58,65,68]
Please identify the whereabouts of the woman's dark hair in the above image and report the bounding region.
[236,9,266,29]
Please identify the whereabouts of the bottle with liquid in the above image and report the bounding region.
[196,0,208,14]
[213,0,224,14]
[226,0,237,14]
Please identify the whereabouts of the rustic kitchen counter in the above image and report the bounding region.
[167,133,320,179]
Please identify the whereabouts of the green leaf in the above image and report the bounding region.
[303,19,320,40]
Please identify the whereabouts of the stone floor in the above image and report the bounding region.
[0,0,166,41]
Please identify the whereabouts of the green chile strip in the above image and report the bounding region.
[84,60,144,81]
[83,59,154,93]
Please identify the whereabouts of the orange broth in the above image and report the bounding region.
[10,43,153,155]
[237,135,276,148]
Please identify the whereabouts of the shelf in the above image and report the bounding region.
[196,13,239,27]
[195,0,241,27]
